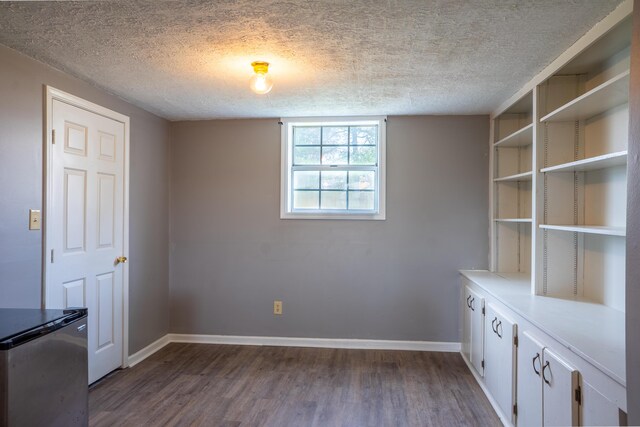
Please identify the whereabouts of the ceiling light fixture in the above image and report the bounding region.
[249,61,273,95]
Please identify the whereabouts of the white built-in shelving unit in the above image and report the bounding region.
[464,3,632,423]
[536,12,631,309]
[489,7,632,311]
[491,91,534,274]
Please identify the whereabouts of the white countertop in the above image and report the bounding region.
[460,270,626,386]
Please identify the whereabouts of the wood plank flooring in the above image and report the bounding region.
[89,343,500,427]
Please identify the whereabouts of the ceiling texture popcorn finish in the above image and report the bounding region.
[0,0,623,120]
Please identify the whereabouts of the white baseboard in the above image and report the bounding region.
[126,333,461,366]
[460,352,512,427]
[168,334,461,352]
[127,334,171,367]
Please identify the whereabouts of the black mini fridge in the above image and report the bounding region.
[0,308,88,427]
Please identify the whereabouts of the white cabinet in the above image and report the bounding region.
[517,331,581,426]
[484,303,517,424]
[517,332,544,427]
[542,348,580,426]
[463,285,485,376]
[581,380,624,426]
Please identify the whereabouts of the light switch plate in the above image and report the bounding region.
[29,209,41,230]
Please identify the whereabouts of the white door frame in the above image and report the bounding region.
[43,86,130,368]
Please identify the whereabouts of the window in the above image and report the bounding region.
[280,116,386,220]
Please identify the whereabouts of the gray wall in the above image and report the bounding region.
[626,1,640,423]
[0,45,171,354]
[170,116,489,341]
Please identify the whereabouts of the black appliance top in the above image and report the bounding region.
[0,308,87,350]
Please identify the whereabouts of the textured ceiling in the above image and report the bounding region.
[0,0,625,120]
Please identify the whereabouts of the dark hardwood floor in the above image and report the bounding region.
[89,343,500,426]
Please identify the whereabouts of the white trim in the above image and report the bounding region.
[461,352,513,427]
[43,86,131,369]
[124,333,460,366]
[127,335,171,367]
[168,334,459,352]
[280,116,387,220]
[492,0,633,119]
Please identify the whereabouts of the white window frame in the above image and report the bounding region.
[280,116,386,220]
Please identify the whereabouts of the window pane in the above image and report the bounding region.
[294,146,321,165]
[349,146,377,165]
[321,191,347,210]
[322,126,348,145]
[350,126,377,145]
[294,191,319,209]
[348,171,375,190]
[294,127,321,145]
[348,191,374,210]
[322,146,348,165]
[321,171,347,189]
[293,171,319,190]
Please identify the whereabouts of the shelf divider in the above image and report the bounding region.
[540,151,627,173]
[494,123,533,148]
[493,171,533,182]
[539,224,626,237]
[540,71,629,123]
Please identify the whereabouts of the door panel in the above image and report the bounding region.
[517,331,545,427]
[49,98,125,384]
[64,168,87,252]
[484,303,517,424]
[542,348,580,426]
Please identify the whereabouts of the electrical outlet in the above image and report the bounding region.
[29,209,41,230]
[273,300,282,315]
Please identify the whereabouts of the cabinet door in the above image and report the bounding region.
[542,348,580,426]
[581,380,622,426]
[468,288,485,376]
[517,331,545,427]
[484,303,517,423]
[462,285,472,363]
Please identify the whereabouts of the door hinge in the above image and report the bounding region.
[513,404,518,416]
[514,335,519,347]
[481,360,484,368]
[575,386,582,405]
[52,129,56,144]
[482,306,485,315]
[50,249,54,263]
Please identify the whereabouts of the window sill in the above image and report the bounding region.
[280,212,386,221]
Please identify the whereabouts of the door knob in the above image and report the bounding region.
[115,256,128,265]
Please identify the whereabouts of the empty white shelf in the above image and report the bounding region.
[541,151,627,173]
[540,224,626,236]
[494,123,533,148]
[540,71,630,122]
[494,218,532,223]
[493,171,533,182]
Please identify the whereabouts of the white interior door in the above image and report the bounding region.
[46,94,128,384]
